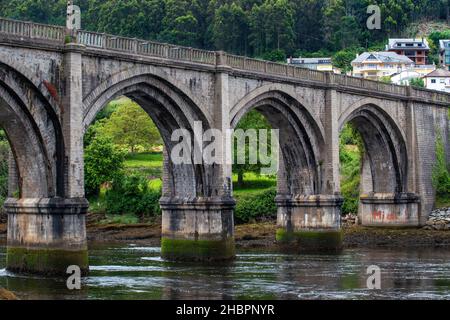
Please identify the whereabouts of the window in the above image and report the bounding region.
[440,79,445,84]
[431,79,436,84]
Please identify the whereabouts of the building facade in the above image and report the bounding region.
[423,69,450,92]
[440,40,450,71]
[352,52,414,80]
[287,57,336,72]
[387,38,430,65]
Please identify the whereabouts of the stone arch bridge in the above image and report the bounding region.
[0,18,449,275]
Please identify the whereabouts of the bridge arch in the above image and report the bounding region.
[0,57,62,118]
[83,69,216,198]
[338,99,408,194]
[0,63,64,198]
[231,86,326,195]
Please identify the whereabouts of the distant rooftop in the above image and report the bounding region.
[387,38,430,50]
[288,57,331,65]
[423,68,450,78]
[352,52,414,64]
[439,40,450,49]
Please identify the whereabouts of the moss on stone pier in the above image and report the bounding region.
[6,247,89,276]
[276,229,343,252]
[161,237,235,261]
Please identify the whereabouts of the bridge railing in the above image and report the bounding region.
[0,18,64,42]
[0,17,449,103]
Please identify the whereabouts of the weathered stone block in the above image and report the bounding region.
[275,194,343,251]
[4,198,89,275]
[160,196,235,261]
[360,192,420,227]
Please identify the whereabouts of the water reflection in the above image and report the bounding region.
[1,243,450,300]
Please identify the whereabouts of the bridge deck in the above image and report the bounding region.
[0,16,449,106]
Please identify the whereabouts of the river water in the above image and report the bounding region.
[1,243,450,300]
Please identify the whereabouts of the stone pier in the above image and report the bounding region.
[5,198,88,275]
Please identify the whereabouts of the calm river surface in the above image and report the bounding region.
[1,243,450,300]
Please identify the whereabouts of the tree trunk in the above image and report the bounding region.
[237,171,244,188]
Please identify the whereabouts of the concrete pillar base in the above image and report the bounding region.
[276,194,343,252]
[160,197,235,261]
[359,192,420,227]
[4,198,89,276]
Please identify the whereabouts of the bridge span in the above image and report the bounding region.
[0,17,449,274]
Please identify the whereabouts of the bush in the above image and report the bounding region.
[0,130,10,207]
[262,49,286,62]
[105,173,161,217]
[339,124,363,215]
[84,136,126,196]
[432,130,450,199]
[234,187,277,223]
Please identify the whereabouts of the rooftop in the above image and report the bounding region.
[288,57,332,64]
[439,40,450,50]
[387,38,430,50]
[423,68,450,78]
[352,52,414,64]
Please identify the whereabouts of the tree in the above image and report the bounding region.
[84,135,126,196]
[292,0,326,52]
[160,0,200,46]
[94,0,165,39]
[0,130,9,204]
[432,129,450,201]
[212,3,249,55]
[249,0,295,56]
[233,110,272,187]
[409,77,425,88]
[96,99,162,153]
[333,49,360,73]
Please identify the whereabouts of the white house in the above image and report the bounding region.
[352,52,414,80]
[391,70,422,85]
[423,69,450,92]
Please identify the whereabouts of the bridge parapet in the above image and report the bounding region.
[0,17,64,42]
[1,16,450,105]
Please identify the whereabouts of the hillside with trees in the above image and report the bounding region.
[0,0,448,62]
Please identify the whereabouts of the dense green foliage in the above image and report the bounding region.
[0,0,447,60]
[432,130,450,204]
[339,124,364,215]
[84,135,126,196]
[95,98,162,153]
[410,77,425,88]
[0,130,9,206]
[233,110,273,186]
[234,187,277,223]
[105,173,162,217]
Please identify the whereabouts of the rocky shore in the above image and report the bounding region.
[0,288,17,300]
[1,210,450,249]
[423,208,450,231]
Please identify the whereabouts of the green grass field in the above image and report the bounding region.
[124,152,163,169]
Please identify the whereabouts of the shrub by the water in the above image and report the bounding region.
[432,130,450,206]
[0,130,9,208]
[105,173,161,217]
[84,136,126,196]
[234,187,277,223]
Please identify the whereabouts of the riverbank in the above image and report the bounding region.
[2,218,450,249]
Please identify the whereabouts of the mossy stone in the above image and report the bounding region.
[6,247,89,276]
[276,228,343,252]
[161,237,235,261]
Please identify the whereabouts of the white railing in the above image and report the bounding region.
[0,16,449,103]
[0,17,64,41]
